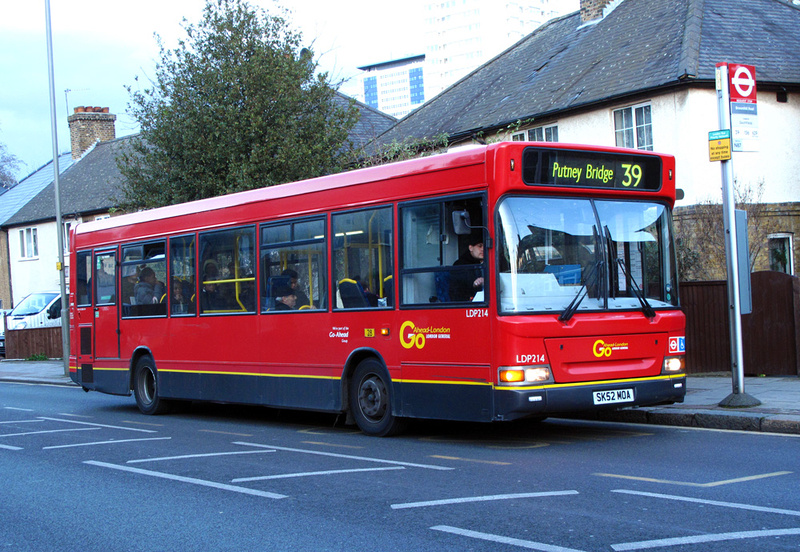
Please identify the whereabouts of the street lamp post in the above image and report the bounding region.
[45,0,71,374]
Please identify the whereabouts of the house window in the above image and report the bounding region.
[527,125,558,142]
[768,234,794,275]
[63,221,77,253]
[614,104,652,150]
[19,228,38,258]
[511,125,558,142]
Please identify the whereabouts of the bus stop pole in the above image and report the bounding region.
[45,0,71,375]
[715,63,759,407]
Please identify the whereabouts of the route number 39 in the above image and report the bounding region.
[621,163,642,187]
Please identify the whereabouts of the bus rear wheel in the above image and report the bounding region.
[349,359,404,437]
[133,355,171,415]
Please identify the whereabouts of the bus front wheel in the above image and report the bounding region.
[349,359,404,437]
[133,355,171,415]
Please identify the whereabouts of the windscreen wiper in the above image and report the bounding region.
[559,260,602,323]
[615,257,656,318]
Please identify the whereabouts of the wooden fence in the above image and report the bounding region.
[5,327,63,360]
[681,271,800,375]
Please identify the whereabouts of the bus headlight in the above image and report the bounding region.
[499,366,552,385]
[662,356,685,373]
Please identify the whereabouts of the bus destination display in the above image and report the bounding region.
[522,148,662,191]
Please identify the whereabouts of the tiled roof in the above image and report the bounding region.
[0,153,73,226]
[3,138,128,227]
[3,96,395,226]
[377,0,800,144]
[333,91,397,148]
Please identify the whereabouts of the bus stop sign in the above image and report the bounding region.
[729,64,757,103]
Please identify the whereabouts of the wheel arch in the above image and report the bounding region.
[340,348,390,415]
[128,346,155,391]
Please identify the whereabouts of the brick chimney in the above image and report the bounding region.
[581,0,615,23]
[67,106,116,159]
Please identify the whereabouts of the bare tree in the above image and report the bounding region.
[674,179,779,281]
[0,134,21,190]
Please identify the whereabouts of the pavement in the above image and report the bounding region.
[1,359,798,435]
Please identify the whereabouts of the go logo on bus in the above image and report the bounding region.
[400,321,426,349]
[592,339,628,358]
[593,340,613,357]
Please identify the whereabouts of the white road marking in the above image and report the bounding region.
[611,527,800,551]
[431,525,587,552]
[83,460,287,499]
[39,417,158,433]
[43,437,172,450]
[393,490,579,510]
[0,427,100,438]
[612,489,800,517]
[0,444,23,450]
[128,449,274,464]
[0,419,44,424]
[233,466,404,482]
[234,441,454,470]
[3,407,35,412]
[595,470,792,487]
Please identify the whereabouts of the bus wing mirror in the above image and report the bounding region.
[452,210,471,235]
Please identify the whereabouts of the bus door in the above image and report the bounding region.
[397,194,494,421]
[93,249,119,360]
[73,251,94,385]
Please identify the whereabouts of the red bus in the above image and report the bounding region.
[69,142,686,436]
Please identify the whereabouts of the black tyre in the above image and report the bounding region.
[349,359,404,437]
[133,355,171,415]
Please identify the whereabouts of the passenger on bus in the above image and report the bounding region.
[200,260,223,311]
[358,279,379,307]
[281,269,310,308]
[274,286,297,310]
[450,231,485,302]
[171,280,192,314]
[134,267,165,305]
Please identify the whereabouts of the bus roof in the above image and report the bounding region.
[73,142,675,246]
[75,145,489,242]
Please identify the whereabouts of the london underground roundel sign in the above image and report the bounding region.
[729,64,757,103]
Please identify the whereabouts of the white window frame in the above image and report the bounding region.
[19,227,38,259]
[768,233,794,275]
[613,103,653,150]
[511,124,559,142]
[63,220,78,253]
[527,125,559,142]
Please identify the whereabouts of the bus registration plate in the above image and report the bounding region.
[593,388,634,405]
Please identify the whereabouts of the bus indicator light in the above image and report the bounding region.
[500,369,525,383]
[499,366,552,385]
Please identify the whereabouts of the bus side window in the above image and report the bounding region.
[76,251,92,306]
[121,241,167,317]
[399,195,486,306]
[260,217,326,312]
[94,252,117,305]
[169,235,196,316]
[198,227,256,315]
[331,206,393,309]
